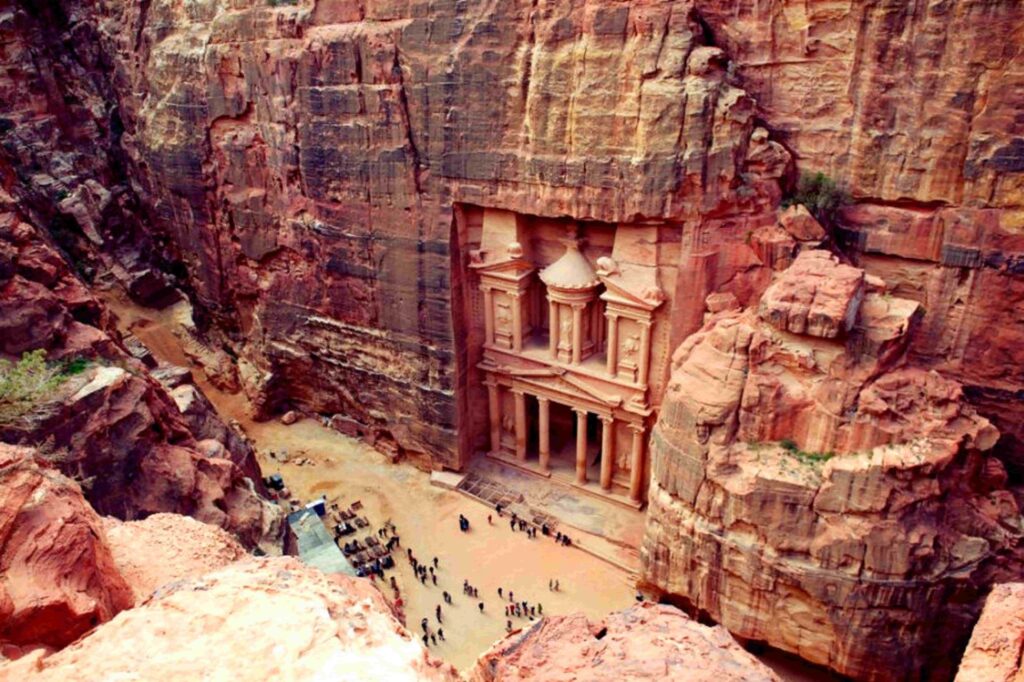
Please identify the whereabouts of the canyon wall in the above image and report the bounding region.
[5,0,789,467]
[641,250,1024,680]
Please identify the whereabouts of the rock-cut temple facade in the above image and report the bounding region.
[461,207,674,506]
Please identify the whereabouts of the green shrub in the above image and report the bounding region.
[0,350,65,428]
[779,438,798,452]
[62,357,90,376]
[784,171,848,227]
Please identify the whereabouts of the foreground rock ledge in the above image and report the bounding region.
[1,557,460,682]
[470,602,779,682]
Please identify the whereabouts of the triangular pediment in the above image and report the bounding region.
[485,362,622,408]
[599,275,664,310]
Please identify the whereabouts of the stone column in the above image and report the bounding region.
[574,408,588,484]
[571,304,584,365]
[486,380,501,454]
[548,299,559,358]
[637,319,652,387]
[628,423,645,503]
[513,389,527,461]
[538,397,551,473]
[605,312,619,377]
[511,291,524,352]
[483,287,495,346]
[599,415,615,491]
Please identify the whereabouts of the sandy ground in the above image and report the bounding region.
[104,291,833,681]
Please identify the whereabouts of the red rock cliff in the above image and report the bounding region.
[641,251,1024,680]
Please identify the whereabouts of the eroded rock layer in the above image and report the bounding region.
[470,602,779,682]
[0,187,280,550]
[641,251,1024,680]
[0,557,461,682]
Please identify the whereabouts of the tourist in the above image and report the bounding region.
[463,579,469,594]
[509,591,514,602]
[429,566,434,576]
[496,504,503,517]
[498,587,503,599]
[436,605,442,623]
[423,634,428,647]
[478,602,484,613]
[548,579,552,591]
[509,519,516,532]
[487,514,492,525]
[433,557,439,569]
[554,579,560,591]
[506,620,512,632]
[442,590,450,604]
[432,574,437,585]
[530,606,535,617]
[438,628,445,641]
[421,618,428,632]
[430,634,437,646]
[537,603,542,614]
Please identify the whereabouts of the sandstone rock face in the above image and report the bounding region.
[693,1,1024,471]
[101,513,247,604]
[0,0,790,467]
[470,602,779,682]
[641,255,1023,680]
[1,557,460,682]
[758,250,864,338]
[0,444,132,654]
[955,583,1024,682]
[0,194,279,551]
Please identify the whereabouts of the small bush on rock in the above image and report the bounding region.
[0,350,65,428]
[784,171,848,227]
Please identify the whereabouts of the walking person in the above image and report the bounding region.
[438,628,445,641]
[498,587,503,599]
[478,602,484,613]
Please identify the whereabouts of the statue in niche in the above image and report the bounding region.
[622,333,640,361]
[501,412,515,435]
[495,302,511,330]
[558,312,573,350]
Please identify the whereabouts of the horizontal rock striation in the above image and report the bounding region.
[641,251,1024,680]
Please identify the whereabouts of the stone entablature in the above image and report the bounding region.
[469,215,664,505]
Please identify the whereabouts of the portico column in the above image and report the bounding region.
[538,397,551,472]
[637,319,652,387]
[511,291,524,352]
[599,415,615,491]
[513,389,527,461]
[571,304,584,365]
[486,380,501,454]
[605,312,619,377]
[483,287,495,346]
[548,299,559,358]
[628,423,645,503]
[574,408,588,484]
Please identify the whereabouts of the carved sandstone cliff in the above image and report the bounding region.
[640,250,1024,680]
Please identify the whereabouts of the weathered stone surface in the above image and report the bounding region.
[0,444,132,654]
[642,256,1023,681]
[0,557,460,682]
[470,603,779,682]
[758,250,864,338]
[0,200,280,551]
[955,583,1024,682]
[101,513,247,604]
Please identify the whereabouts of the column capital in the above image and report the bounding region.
[483,378,499,389]
[507,290,523,300]
[510,388,526,397]
[604,310,620,320]
[536,396,550,406]
[570,302,587,311]
[637,318,653,329]
[598,413,615,425]
[627,422,645,434]
[572,407,589,418]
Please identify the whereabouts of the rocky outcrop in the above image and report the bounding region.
[693,1,1024,471]
[0,444,132,655]
[955,583,1024,682]
[101,513,247,604]
[641,251,1024,680]
[0,191,279,550]
[1,557,460,682]
[470,602,779,681]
